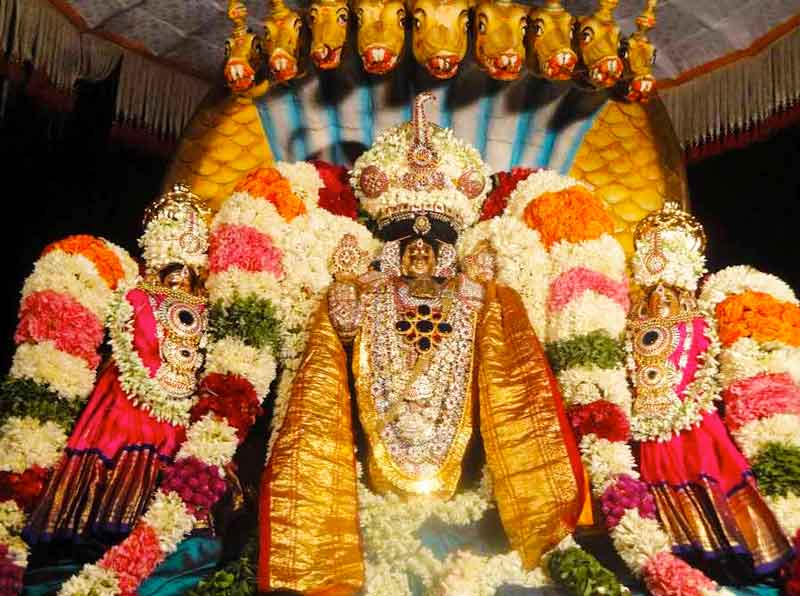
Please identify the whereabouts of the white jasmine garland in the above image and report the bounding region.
[505,170,591,220]
[204,338,277,398]
[0,524,28,567]
[719,338,800,388]
[632,229,707,292]
[364,560,412,596]
[547,291,627,342]
[764,492,800,537]
[0,500,26,534]
[734,413,800,460]
[21,251,114,320]
[103,240,141,285]
[107,284,195,426]
[610,508,671,576]
[10,341,95,402]
[275,160,324,208]
[548,236,627,283]
[176,414,238,469]
[458,216,549,338]
[579,434,639,496]
[0,416,68,473]
[139,217,209,274]
[141,490,198,555]
[211,192,287,241]
[557,366,632,414]
[699,266,798,313]
[59,563,121,596]
[206,270,284,306]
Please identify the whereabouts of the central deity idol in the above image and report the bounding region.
[258,93,588,593]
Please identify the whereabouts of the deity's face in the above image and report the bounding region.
[160,264,195,293]
[401,239,436,278]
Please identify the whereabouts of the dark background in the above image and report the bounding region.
[0,76,799,371]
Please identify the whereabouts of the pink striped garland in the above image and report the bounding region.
[723,372,800,432]
[97,523,163,596]
[547,267,630,314]
[209,224,284,278]
[14,289,104,368]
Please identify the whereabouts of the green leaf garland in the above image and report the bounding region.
[751,442,800,497]
[546,331,626,373]
[547,546,626,596]
[0,377,85,429]
[209,295,281,355]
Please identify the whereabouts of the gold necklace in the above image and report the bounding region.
[138,280,206,305]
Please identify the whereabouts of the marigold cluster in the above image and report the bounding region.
[522,185,614,248]
[716,291,800,347]
[233,167,306,221]
[43,235,127,289]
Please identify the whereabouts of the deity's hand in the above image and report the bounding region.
[463,242,497,284]
[328,279,362,342]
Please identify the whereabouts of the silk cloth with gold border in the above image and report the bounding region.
[258,285,587,593]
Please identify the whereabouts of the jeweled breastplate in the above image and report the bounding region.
[354,274,484,498]
[150,294,207,399]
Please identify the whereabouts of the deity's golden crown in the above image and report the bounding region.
[350,92,492,238]
[140,183,211,274]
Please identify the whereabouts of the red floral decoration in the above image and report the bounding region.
[567,400,631,443]
[160,456,228,519]
[479,167,537,221]
[0,544,24,595]
[0,466,49,512]
[311,160,359,220]
[98,523,163,596]
[191,373,262,441]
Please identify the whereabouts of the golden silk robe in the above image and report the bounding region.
[258,278,587,594]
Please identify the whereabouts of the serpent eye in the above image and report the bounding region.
[414,17,421,30]
[294,18,302,30]
[651,47,657,64]
[337,11,348,25]
[580,26,594,44]
[478,19,486,34]
[520,18,528,35]
[531,18,544,37]
[398,9,406,27]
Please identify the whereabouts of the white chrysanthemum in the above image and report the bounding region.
[0,524,29,567]
[719,338,800,388]
[211,192,287,238]
[547,292,627,342]
[58,563,121,596]
[10,341,95,401]
[557,366,632,414]
[0,416,68,473]
[177,414,239,469]
[103,239,141,284]
[610,508,671,576]
[364,560,412,596]
[351,123,492,228]
[505,169,591,220]
[548,236,627,283]
[206,269,284,305]
[735,413,800,460]
[632,229,706,292]
[139,216,209,274]
[276,161,324,208]
[142,490,197,555]
[699,266,797,313]
[764,493,800,537]
[580,435,639,496]
[458,216,549,338]
[0,500,26,533]
[22,251,113,320]
[204,338,277,399]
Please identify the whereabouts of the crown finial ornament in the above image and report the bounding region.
[140,183,211,275]
[350,93,492,242]
[632,200,708,294]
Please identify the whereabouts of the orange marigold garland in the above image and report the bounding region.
[522,185,615,248]
[233,167,306,221]
[716,291,800,347]
[43,235,126,290]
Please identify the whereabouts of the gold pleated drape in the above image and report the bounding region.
[258,299,364,594]
[476,283,587,569]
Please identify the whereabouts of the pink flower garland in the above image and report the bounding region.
[643,552,719,596]
[723,372,800,431]
[14,290,104,368]
[547,267,630,314]
[97,524,163,596]
[160,456,228,519]
[209,224,284,278]
[599,474,657,529]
